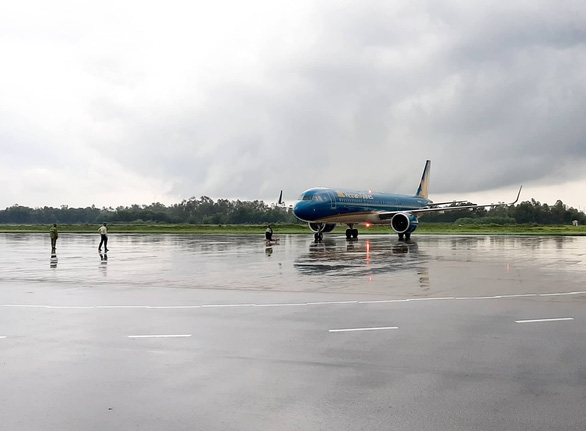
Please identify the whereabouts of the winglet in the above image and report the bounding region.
[278,190,283,206]
[510,185,522,205]
[416,160,431,199]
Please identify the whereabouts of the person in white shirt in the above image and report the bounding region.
[98,223,109,252]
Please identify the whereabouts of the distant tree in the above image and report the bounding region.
[4,196,580,226]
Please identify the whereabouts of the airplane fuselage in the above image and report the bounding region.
[292,160,520,241]
[293,187,431,225]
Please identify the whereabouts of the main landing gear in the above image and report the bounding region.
[314,232,323,241]
[397,233,411,241]
[345,224,358,239]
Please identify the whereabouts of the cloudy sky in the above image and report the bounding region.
[2,0,586,211]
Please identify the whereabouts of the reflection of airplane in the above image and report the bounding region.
[293,160,522,240]
[294,237,423,280]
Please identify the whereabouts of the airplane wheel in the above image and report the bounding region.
[398,233,404,240]
[346,229,352,239]
[352,229,358,238]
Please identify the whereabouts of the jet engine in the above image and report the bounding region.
[390,213,419,234]
[308,222,336,233]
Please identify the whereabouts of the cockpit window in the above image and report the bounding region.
[298,191,328,201]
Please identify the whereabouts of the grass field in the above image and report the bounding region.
[0,223,585,236]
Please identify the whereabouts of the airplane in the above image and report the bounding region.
[293,160,522,241]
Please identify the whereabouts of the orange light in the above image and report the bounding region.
[366,241,370,263]
[365,223,371,228]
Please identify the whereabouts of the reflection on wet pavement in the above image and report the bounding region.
[294,238,421,276]
[1,233,585,298]
[49,252,58,269]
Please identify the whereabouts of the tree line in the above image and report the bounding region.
[0,197,584,225]
[423,199,586,225]
[0,197,298,225]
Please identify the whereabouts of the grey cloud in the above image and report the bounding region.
[77,0,586,202]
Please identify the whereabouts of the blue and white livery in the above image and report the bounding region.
[293,160,521,240]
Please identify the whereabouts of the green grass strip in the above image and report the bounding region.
[0,223,585,236]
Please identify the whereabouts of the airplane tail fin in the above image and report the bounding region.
[416,160,431,199]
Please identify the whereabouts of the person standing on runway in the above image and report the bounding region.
[98,223,109,252]
[49,224,58,253]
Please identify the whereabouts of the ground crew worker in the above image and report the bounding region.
[98,223,109,252]
[49,224,58,252]
[265,224,273,241]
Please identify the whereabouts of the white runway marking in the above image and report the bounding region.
[329,326,398,333]
[1,289,585,311]
[306,301,359,305]
[201,303,256,308]
[359,297,456,304]
[128,334,192,338]
[515,318,574,324]
[254,303,307,307]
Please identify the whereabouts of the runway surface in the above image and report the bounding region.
[1,233,585,430]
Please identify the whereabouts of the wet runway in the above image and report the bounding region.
[1,233,586,430]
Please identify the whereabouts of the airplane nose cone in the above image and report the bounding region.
[293,201,312,221]
[293,202,304,219]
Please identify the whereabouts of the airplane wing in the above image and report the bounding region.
[378,186,522,221]
[425,200,468,207]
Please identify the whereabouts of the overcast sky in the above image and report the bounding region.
[2,0,586,211]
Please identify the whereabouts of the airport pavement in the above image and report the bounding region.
[1,234,585,430]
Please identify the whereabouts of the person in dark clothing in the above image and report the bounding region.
[49,224,58,252]
[265,225,273,241]
[98,223,109,252]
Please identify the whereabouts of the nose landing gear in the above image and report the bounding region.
[309,222,336,242]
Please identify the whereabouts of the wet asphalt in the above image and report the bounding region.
[1,233,585,430]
